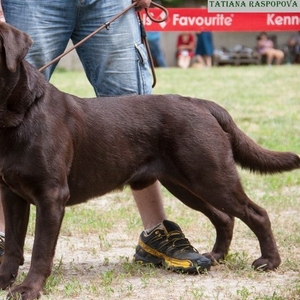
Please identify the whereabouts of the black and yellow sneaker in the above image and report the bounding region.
[0,233,4,263]
[133,220,211,273]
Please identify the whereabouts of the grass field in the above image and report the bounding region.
[2,65,299,300]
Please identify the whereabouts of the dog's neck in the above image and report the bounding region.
[0,61,44,128]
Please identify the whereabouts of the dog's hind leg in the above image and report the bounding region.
[0,187,30,289]
[160,179,234,264]
[188,177,281,271]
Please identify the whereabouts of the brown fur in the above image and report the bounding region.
[0,23,299,300]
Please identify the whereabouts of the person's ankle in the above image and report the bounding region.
[144,221,165,235]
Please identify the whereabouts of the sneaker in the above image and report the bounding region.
[0,233,4,263]
[133,220,211,273]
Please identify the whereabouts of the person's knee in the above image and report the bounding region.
[278,50,284,59]
[265,51,273,59]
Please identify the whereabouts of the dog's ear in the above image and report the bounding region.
[0,22,33,72]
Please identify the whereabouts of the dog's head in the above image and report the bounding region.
[0,23,44,128]
[0,22,33,73]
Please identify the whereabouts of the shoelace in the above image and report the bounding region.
[158,231,197,254]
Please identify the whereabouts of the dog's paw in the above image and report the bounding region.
[252,256,281,271]
[202,252,225,266]
[7,285,41,300]
[0,273,16,290]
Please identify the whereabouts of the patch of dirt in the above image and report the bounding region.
[2,190,300,300]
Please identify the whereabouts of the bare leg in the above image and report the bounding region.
[265,52,274,65]
[132,181,166,229]
[195,54,205,66]
[275,50,284,65]
[265,49,284,65]
[203,56,212,67]
[177,56,191,69]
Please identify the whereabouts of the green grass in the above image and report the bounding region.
[2,65,299,300]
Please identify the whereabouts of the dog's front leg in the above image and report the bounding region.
[0,188,30,290]
[8,189,67,300]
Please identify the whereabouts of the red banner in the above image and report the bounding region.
[141,8,300,31]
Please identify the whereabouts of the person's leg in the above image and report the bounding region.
[195,54,205,66]
[177,55,184,68]
[72,0,151,96]
[265,50,274,65]
[274,49,284,65]
[75,0,211,272]
[178,55,191,69]
[73,0,167,227]
[204,55,212,67]
[132,182,166,229]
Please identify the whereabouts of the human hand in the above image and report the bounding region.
[133,0,151,11]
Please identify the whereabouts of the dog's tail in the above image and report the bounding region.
[204,100,300,174]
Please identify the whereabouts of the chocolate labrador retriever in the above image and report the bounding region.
[0,22,299,300]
